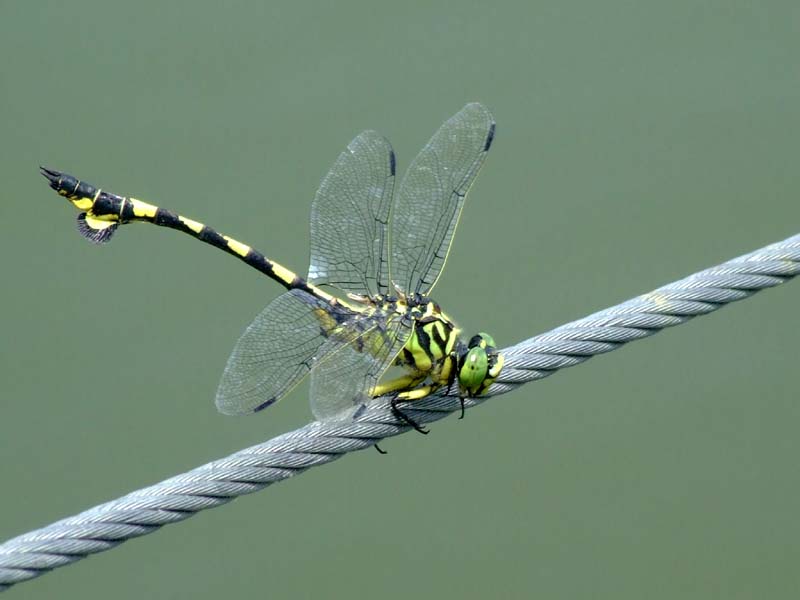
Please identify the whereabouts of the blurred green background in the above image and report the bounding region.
[1,1,799,598]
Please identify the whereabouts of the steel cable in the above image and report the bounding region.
[1,232,798,591]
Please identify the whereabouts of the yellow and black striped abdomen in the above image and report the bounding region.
[40,167,334,303]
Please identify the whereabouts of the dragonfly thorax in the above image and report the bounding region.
[378,292,504,399]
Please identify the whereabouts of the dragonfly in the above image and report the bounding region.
[41,103,504,433]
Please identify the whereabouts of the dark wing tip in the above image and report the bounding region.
[459,103,496,151]
[484,122,496,152]
[253,397,278,412]
[389,149,396,176]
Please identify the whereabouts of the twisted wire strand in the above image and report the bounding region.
[1,233,798,591]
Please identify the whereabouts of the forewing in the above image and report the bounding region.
[390,103,495,295]
[308,130,396,297]
[310,311,412,422]
[215,289,356,416]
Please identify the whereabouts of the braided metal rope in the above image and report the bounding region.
[1,232,798,591]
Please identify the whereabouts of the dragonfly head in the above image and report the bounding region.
[458,333,503,396]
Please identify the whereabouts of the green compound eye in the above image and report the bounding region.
[471,332,495,349]
[459,332,503,397]
[458,345,490,394]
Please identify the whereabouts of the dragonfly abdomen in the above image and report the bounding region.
[40,167,333,302]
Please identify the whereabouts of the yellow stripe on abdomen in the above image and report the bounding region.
[71,197,94,211]
[130,198,158,218]
[223,236,251,257]
[271,262,298,286]
[179,216,205,234]
[85,214,118,229]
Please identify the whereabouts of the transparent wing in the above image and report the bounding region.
[308,130,396,298]
[310,311,413,421]
[390,102,495,295]
[215,289,358,416]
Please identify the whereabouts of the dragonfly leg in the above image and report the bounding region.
[396,383,439,401]
[390,396,429,434]
[372,373,426,397]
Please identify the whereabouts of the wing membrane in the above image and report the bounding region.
[308,130,395,297]
[310,310,412,421]
[390,103,495,295]
[215,289,358,415]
